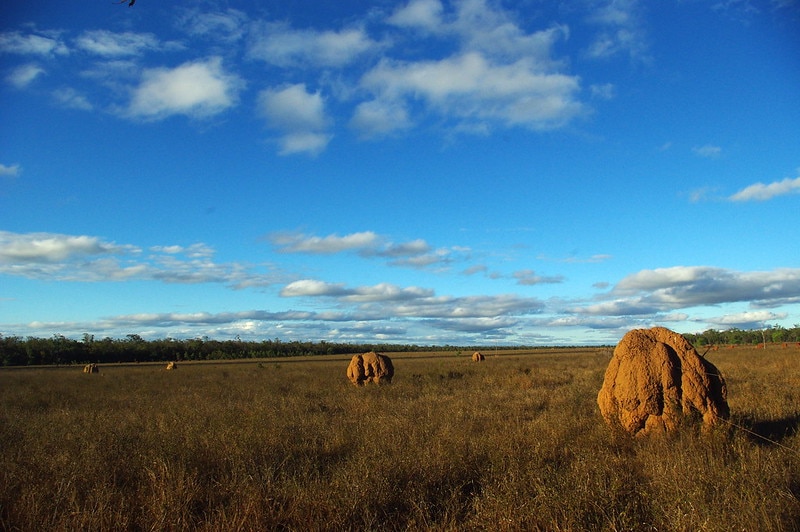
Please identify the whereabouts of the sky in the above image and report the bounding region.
[1,0,799,346]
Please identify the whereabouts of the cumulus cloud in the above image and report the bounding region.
[248,22,378,68]
[0,231,279,289]
[704,310,787,329]
[360,50,582,132]
[352,1,585,136]
[281,280,434,302]
[150,243,214,259]
[268,230,462,270]
[575,266,800,316]
[257,84,331,155]
[388,0,444,31]
[74,30,160,57]
[281,279,349,297]
[729,175,800,202]
[2,2,595,155]
[0,231,129,263]
[6,63,45,88]
[270,231,380,254]
[0,31,68,56]
[350,99,413,139]
[280,277,543,321]
[127,57,242,120]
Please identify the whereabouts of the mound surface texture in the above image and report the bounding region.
[597,327,729,435]
[347,351,394,386]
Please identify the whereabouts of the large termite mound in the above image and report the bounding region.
[472,351,485,362]
[597,327,729,436]
[347,351,394,386]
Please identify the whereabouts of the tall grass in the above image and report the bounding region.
[1,348,798,531]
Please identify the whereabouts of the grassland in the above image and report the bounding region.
[1,346,798,531]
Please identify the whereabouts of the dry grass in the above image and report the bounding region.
[1,347,798,531]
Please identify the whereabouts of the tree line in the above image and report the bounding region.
[0,334,446,367]
[1,326,798,366]
[682,325,800,348]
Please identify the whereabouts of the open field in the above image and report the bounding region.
[1,346,798,531]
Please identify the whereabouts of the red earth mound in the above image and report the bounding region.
[597,327,729,435]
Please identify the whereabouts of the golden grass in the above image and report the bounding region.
[1,347,798,531]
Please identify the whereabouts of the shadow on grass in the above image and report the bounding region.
[739,414,800,445]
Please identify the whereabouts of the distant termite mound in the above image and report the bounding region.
[472,351,485,362]
[347,351,394,386]
[165,361,177,370]
[597,327,729,436]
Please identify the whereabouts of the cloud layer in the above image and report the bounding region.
[2,230,799,342]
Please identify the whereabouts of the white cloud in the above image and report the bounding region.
[0,231,127,263]
[0,231,280,289]
[268,230,460,270]
[0,163,21,177]
[388,0,444,31]
[692,144,722,158]
[704,310,787,329]
[74,30,160,57]
[579,266,800,315]
[350,99,412,139]
[280,279,349,297]
[360,51,583,131]
[150,243,214,259]
[352,1,585,136]
[281,278,542,319]
[6,63,45,88]
[257,84,331,155]
[270,231,380,254]
[0,31,69,56]
[454,6,569,63]
[127,57,242,120]
[729,175,800,202]
[278,132,332,156]
[248,22,377,68]
[345,283,435,303]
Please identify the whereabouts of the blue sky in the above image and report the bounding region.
[1,0,799,345]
